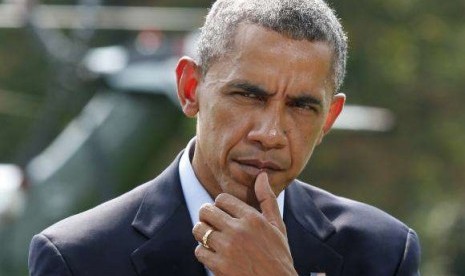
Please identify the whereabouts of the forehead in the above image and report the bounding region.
[233,23,332,61]
[205,23,334,97]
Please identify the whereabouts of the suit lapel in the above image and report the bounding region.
[285,181,343,276]
[129,153,343,276]
[130,154,206,276]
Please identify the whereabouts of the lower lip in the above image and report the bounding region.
[236,162,262,176]
[234,161,279,177]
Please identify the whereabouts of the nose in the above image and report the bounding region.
[247,107,288,150]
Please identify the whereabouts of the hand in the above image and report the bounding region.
[192,172,297,276]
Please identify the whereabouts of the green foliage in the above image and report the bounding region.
[313,0,465,274]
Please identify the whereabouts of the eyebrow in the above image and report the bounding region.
[227,80,323,108]
[227,81,271,98]
[287,95,323,109]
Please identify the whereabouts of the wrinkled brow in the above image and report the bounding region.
[287,95,323,109]
[227,81,270,97]
[227,80,323,108]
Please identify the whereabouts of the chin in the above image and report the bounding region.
[222,181,259,208]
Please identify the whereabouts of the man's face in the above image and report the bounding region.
[177,23,344,207]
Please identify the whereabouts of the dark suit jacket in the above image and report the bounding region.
[29,153,420,276]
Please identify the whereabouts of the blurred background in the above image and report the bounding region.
[0,0,464,275]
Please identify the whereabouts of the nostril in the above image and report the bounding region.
[247,127,287,150]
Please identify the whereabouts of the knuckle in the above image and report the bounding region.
[229,224,247,242]
[199,203,214,219]
[192,222,202,237]
[221,236,233,249]
[199,203,212,212]
[212,259,227,275]
[194,245,204,259]
[215,193,229,205]
[244,212,263,226]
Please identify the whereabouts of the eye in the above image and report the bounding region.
[235,91,264,101]
[289,100,318,113]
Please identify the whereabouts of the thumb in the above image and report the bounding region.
[255,172,286,235]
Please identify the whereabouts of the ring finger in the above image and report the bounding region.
[192,221,219,251]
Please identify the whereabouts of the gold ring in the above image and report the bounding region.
[202,229,214,249]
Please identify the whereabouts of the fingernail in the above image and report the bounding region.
[257,172,268,182]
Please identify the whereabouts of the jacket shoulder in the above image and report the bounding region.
[41,179,152,240]
[29,180,155,275]
[294,181,421,275]
[29,153,183,275]
[295,180,410,234]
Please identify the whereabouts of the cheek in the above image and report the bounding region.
[199,98,245,165]
[289,121,324,169]
[291,139,312,166]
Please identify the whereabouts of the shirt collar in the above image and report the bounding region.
[179,137,285,227]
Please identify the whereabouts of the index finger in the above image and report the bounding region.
[214,193,258,219]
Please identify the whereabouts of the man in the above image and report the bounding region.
[28,0,421,275]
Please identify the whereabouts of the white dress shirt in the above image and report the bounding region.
[179,138,285,275]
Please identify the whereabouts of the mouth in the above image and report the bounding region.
[234,159,283,174]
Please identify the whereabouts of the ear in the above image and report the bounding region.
[317,93,345,144]
[175,56,201,117]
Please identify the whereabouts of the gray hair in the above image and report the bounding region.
[197,0,348,93]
